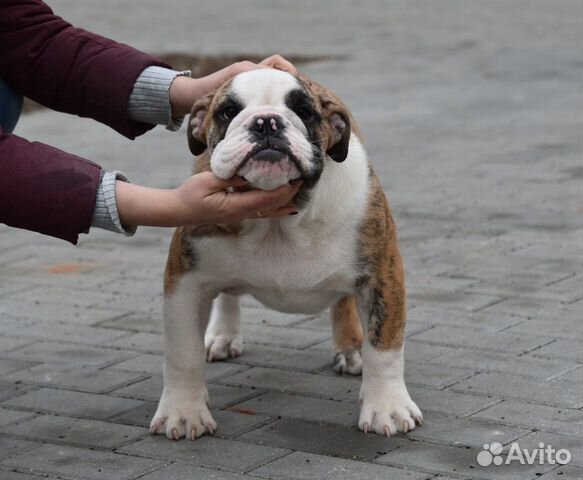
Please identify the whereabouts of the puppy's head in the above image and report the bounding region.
[188,69,351,191]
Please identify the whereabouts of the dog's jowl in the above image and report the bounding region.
[150,69,423,440]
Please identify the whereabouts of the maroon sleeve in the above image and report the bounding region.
[0,0,171,139]
[0,128,101,244]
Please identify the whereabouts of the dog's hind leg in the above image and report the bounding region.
[331,295,363,375]
[205,293,243,362]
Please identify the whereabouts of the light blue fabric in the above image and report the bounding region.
[0,78,23,133]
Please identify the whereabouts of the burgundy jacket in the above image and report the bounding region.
[0,0,169,243]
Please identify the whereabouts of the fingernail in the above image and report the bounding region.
[289,211,298,216]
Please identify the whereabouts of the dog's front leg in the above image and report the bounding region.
[150,274,217,440]
[356,245,422,436]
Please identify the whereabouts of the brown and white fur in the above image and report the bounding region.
[150,69,422,440]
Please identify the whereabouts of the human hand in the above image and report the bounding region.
[170,55,297,116]
[115,171,301,229]
[172,172,301,224]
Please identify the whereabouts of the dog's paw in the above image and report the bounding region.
[332,349,362,375]
[150,392,217,440]
[358,384,423,436]
[205,333,243,362]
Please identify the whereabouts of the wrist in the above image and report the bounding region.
[116,181,182,228]
[169,76,200,117]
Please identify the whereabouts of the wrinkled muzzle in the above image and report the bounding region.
[210,108,315,191]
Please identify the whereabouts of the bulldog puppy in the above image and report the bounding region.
[150,69,422,440]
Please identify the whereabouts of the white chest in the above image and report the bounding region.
[190,135,370,315]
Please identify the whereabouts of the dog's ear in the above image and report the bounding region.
[299,74,352,163]
[322,103,350,162]
[187,93,214,156]
[318,92,351,163]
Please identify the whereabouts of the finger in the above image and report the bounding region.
[227,61,268,78]
[260,54,298,74]
[262,206,299,218]
[199,172,249,191]
[227,183,299,212]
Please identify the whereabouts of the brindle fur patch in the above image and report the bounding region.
[355,171,407,350]
[164,221,242,296]
[331,295,363,352]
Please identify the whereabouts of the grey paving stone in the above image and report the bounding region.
[502,317,582,341]
[376,441,556,480]
[3,414,147,449]
[551,366,582,383]
[113,375,261,408]
[538,466,583,480]
[110,401,158,427]
[234,391,358,427]
[4,365,148,394]
[2,444,161,480]
[407,288,503,312]
[408,386,501,418]
[514,431,583,467]
[408,411,531,448]
[110,356,246,382]
[0,407,35,426]
[138,463,258,480]
[431,349,575,379]
[0,338,33,353]
[0,301,127,326]
[251,451,429,480]
[96,312,163,333]
[219,367,360,401]
[239,418,408,461]
[98,292,163,313]
[0,471,58,480]
[0,358,38,376]
[229,344,332,372]
[530,340,583,362]
[0,383,36,402]
[408,305,525,331]
[409,325,553,354]
[404,341,455,363]
[3,388,143,420]
[2,322,128,345]
[241,324,329,349]
[405,360,476,389]
[451,372,583,409]
[109,332,163,353]
[2,341,134,367]
[5,287,121,309]
[241,307,312,327]
[212,409,273,438]
[0,438,40,461]
[109,353,164,373]
[119,436,290,473]
[472,399,583,437]
[483,298,578,319]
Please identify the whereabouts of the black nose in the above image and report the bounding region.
[249,115,285,136]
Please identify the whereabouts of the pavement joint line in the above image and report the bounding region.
[544,271,578,287]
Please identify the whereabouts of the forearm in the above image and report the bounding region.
[115,181,181,228]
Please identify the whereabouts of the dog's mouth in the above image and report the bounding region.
[236,147,303,191]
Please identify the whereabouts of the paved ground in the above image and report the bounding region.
[1,1,581,479]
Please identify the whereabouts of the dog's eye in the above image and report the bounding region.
[295,106,313,121]
[221,106,240,120]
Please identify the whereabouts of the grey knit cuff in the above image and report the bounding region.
[91,170,137,236]
[128,66,191,131]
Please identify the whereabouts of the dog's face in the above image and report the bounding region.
[188,69,351,191]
